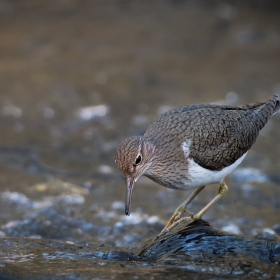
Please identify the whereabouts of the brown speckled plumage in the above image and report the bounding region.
[144,95,279,171]
[115,95,280,217]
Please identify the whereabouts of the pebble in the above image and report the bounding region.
[221,223,242,235]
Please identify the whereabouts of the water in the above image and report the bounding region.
[0,0,279,278]
[0,219,279,279]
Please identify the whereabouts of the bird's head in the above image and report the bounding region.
[115,136,155,216]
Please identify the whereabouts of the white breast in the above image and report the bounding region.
[181,141,247,189]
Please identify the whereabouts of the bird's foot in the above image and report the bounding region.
[159,207,194,236]
[158,216,194,237]
[192,212,202,220]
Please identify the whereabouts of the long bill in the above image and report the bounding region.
[125,177,135,216]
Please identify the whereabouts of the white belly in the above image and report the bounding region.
[180,151,247,189]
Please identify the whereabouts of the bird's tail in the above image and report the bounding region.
[263,94,280,115]
[250,94,280,117]
[272,94,280,114]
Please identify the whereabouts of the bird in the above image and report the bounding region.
[115,94,280,233]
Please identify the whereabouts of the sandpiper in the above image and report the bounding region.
[115,95,279,232]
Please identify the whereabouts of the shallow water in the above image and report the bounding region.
[0,219,279,280]
[0,0,280,279]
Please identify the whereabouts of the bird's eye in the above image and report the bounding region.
[134,154,142,165]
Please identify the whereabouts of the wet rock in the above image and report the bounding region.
[1,191,37,211]
[273,224,280,236]
[0,219,279,279]
[254,229,279,242]
[221,223,242,235]
[139,219,280,277]
[273,243,280,264]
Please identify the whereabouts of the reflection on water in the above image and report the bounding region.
[0,219,279,279]
[0,0,280,278]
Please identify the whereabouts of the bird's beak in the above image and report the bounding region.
[125,177,135,216]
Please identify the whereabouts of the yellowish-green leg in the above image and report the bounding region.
[160,186,205,234]
[192,180,228,220]
[160,181,229,235]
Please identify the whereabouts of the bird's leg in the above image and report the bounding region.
[160,186,205,233]
[193,180,228,220]
[159,181,229,236]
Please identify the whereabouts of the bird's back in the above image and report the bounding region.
[144,95,279,171]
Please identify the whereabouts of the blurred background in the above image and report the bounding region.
[0,0,280,246]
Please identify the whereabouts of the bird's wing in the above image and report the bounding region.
[145,97,278,171]
[185,106,259,170]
